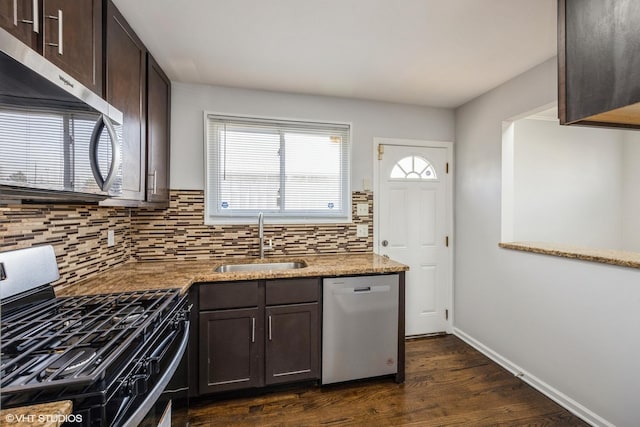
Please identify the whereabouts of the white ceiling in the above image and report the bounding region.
[112,0,557,108]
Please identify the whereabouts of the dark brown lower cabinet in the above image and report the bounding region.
[265,303,319,385]
[195,278,321,395]
[198,308,263,394]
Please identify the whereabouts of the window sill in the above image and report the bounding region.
[499,242,640,269]
[204,215,352,226]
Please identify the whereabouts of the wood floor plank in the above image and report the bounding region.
[189,335,589,426]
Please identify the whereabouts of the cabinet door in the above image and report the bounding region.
[265,303,319,385]
[42,0,102,95]
[199,308,263,394]
[105,0,146,201]
[559,0,640,128]
[0,0,38,48]
[146,54,170,204]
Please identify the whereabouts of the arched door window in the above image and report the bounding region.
[390,155,437,180]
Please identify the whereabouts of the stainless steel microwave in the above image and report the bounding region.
[0,28,123,202]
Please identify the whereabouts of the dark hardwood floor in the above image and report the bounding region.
[189,335,589,426]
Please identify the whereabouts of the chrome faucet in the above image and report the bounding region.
[258,211,265,259]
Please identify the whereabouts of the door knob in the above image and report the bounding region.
[381,240,388,247]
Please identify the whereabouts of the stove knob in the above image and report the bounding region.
[146,357,161,375]
[130,374,148,396]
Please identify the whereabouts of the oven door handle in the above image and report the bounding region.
[120,321,190,427]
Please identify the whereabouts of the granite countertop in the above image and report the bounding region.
[499,242,640,269]
[0,401,72,427]
[56,253,409,296]
[7,254,407,421]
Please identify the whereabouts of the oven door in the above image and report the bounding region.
[138,348,189,427]
[113,299,190,427]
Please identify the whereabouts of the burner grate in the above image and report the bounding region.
[0,288,181,393]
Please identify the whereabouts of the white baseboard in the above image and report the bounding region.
[453,327,613,427]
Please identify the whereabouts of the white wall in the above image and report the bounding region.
[170,83,455,190]
[512,118,623,248]
[622,132,640,252]
[455,57,640,426]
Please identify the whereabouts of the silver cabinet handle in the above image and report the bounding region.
[381,240,389,247]
[57,9,62,54]
[32,0,38,32]
[268,315,272,341]
[13,0,17,26]
[251,318,256,343]
[20,0,39,32]
[89,115,121,192]
[45,10,63,55]
[152,169,157,195]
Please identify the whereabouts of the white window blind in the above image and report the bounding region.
[205,115,351,224]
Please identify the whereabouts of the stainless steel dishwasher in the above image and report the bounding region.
[322,274,399,384]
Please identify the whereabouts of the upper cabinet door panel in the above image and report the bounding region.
[41,0,102,96]
[559,0,640,128]
[0,0,102,95]
[146,54,170,204]
[105,0,146,201]
[0,0,38,49]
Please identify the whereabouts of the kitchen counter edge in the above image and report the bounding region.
[499,242,640,269]
[56,253,409,297]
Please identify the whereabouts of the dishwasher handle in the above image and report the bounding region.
[333,285,391,294]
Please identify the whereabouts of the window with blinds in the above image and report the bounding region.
[205,115,351,224]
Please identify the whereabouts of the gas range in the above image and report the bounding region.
[0,246,190,426]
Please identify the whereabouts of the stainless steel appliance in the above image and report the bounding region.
[0,28,123,202]
[0,246,190,426]
[322,274,399,384]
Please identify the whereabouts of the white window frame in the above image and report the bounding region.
[203,112,352,225]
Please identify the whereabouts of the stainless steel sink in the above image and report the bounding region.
[214,261,307,273]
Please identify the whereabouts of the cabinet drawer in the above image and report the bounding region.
[266,278,320,306]
[200,281,259,310]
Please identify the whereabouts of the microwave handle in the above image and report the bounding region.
[89,114,121,192]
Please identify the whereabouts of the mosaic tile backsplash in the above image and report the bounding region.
[0,190,373,287]
[0,203,131,288]
[131,190,373,261]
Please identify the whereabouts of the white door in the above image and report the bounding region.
[377,144,450,336]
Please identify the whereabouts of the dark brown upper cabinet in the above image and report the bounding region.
[146,54,171,205]
[42,0,102,95]
[0,0,38,48]
[0,0,102,95]
[102,1,172,206]
[559,0,640,129]
[104,0,146,202]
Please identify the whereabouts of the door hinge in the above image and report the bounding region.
[446,162,449,174]
[378,144,384,160]
[445,309,449,320]
[445,236,449,247]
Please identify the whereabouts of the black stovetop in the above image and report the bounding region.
[0,288,182,395]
